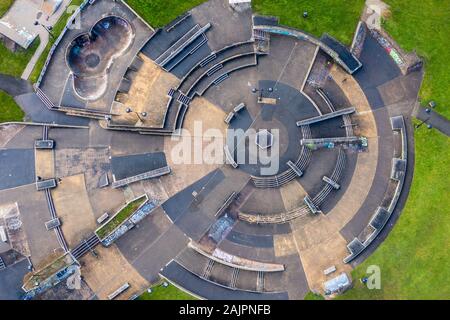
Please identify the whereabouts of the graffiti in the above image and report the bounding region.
[370,29,405,67]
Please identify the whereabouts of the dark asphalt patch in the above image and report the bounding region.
[0,259,28,300]
[226,229,274,248]
[111,151,167,180]
[162,169,224,222]
[355,33,401,91]
[0,149,35,190]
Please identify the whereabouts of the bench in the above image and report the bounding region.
[35,139,54,149]
[0,226,7,242]
[224,111,235,124]
[390,158,407,181]
[304,195,321,214]
[155,23,211,69]
[287,160,303,177]
[369,207,390,230]
[224,146,238,168]
[322,176,340,190]
[45,218,61,231]
[97,212,109,225]
[215,192,238,217]
[36,178,57,191]
[343,238,365,263]
[107,283,130,300]
[233,103,246,113]
[296,107,356,126]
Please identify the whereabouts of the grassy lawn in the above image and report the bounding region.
[125,0,206,28]
[252,0,365,45]
[0,90,24,122]
[340,125,450,300]
[383,0,450,119]
[96,196,147,239]
[29,0,85,83]
[304,292,325,300]
[138,281,196,300]
[0,39,39,77]
[0,0,13,17]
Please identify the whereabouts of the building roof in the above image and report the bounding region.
[0,0,41,48]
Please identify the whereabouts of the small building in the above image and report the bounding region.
[0,0,64,50]
[324,272,351,296]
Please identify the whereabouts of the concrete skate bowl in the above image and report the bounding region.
[66,16,134,101]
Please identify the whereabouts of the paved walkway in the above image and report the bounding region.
[21,29,49,80]
[21,0,73,80]
[413,104,450,137]
[0,74,33,96]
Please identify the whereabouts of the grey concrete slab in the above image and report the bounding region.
[49,127,90,149]
[232,219,291,236]
[0,259,28,300]
[355,33,401,92]
[162,169,223,222]
[256,34,316,89]
[226,229,273,248]
[115,207,172,262]
[111,152,167,180]
[110,131,164,156]
[278,253,309,300]
[218,238,276,262]
[190,0,253,53]
[130,224,189,283]
[0,184,60,266]
[240,188,286,215]
[0,149,35,190]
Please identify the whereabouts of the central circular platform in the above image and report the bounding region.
[228,81,319,177]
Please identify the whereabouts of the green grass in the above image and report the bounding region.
[138,281,196,300]
[96,196,147,239]
[125,0,206,28]
[0,90,24,122]
[252,0,365,45]
[340,125,450,300]
[0,0,13,17]
[304,292,325,300]
[382,0,450,119]
[0,38,39,78]
[29,0,85,83]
